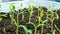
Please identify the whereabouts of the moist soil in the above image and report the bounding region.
[0,7,60,34]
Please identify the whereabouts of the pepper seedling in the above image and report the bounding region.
[10,15,19,34]
[28,3,34,23]
[41,20,48,34]
[10,3,16,24]
[36,9,44,24]
[47,10,56,33]
[10,15,32,34]
[26,19,47,34]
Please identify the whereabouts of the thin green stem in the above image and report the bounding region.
[17,14,18,23]
[51,21,53,32]
[34,27,37,34]
[16,26,18,34]
[41,25,43,34]
[29,15,31,23]
[22,13,24,21]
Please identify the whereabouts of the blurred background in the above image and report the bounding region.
[0,0,60,3]
[0,0,22,2]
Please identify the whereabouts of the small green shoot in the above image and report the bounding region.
[0,18,2,21]
[28,3,34,23]
[37,9,44,24]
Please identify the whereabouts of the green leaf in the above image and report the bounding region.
[0,18,2,21]
[28,30,32,34]
[19,25,29,34]
[40,10,44,17]
[10,4,15,12]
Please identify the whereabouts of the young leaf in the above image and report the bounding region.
[10,4,15,12]
[0,18,2,21]
[28,30,32,34]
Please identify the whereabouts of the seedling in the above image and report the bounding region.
[48,10,55,32]
[10,3,15,13]
[10,3,15,24]
[28,3,34,23]
[37,9,44,24]
[48,10,59,33]
[26,22,41,34]
[26,19,47,34]
[10,15,19,34]
[41,20,48,34]
[10,3,15,18]
[10,14,32,34]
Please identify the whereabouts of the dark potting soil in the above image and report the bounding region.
[0,7,60,34]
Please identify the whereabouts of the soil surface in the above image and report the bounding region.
[0,7,60,34]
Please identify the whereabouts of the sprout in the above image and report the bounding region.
[28,3,34,23]
[37,9,44,24]
[41,19,48,34]
[26,19,46,34]
[10,14,32,34]
[10,15,19,34]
